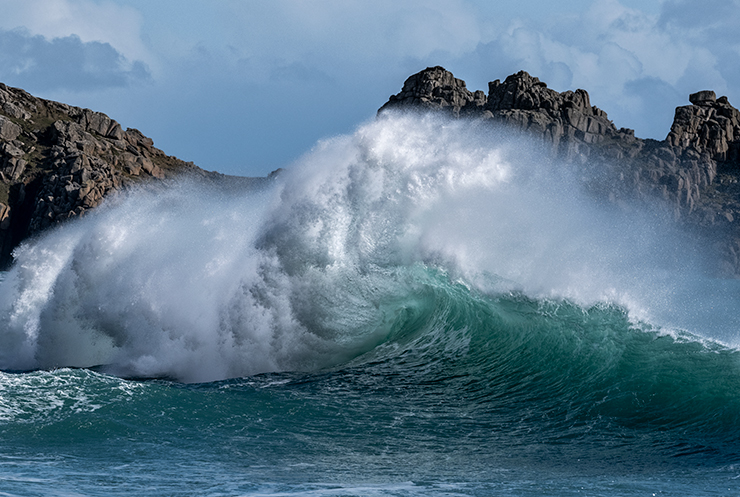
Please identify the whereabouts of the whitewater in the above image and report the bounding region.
[1,113,739,496]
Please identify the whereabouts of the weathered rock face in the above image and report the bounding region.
[381,67,740,275]
[381,67,638,160]
[486,71,636,151]
[667,92,740,163]
[379,66,486,117]
[0,82,218,268]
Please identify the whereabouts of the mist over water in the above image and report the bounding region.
[0,113,737,382]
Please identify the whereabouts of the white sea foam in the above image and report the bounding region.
[0,369,118,422]
[0,113,737,382]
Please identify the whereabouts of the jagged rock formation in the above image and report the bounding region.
[0,82,242,268]
[380,67,631,155]
[381,66,740,274]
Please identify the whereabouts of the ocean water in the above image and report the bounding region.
[1,114,739,496]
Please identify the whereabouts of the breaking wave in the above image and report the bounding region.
[0,113,738,384]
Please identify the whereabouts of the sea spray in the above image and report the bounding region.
[0,112,737,382]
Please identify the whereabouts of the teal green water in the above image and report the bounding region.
[2,268,740,496]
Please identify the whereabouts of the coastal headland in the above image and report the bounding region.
[0,83,261,268]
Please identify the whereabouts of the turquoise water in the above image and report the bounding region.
[2,282,740,495]
[7,360,723,497]
[1,114,740,495]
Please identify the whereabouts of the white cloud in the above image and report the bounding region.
[0,0,151,64]
[209,0,483,79]
[0,29,151,92]
[469,0,739,138]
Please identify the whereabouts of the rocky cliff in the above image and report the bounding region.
[381,66,740,274]
[0,83,265,268]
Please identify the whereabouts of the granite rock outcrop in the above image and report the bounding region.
[381,66,740,274]
[0,82,233,268]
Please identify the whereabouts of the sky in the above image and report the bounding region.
[0,0,738,177]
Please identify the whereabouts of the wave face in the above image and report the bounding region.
[0,113,739,388]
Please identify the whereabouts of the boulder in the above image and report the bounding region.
[0,116,21,141]
[689,90,717,105]
[0,203,9,230]
[378,66,482,117]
